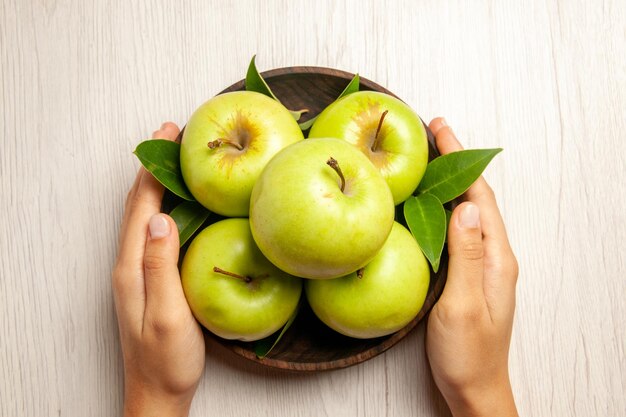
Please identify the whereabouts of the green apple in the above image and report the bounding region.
[309,91,428,205]
[250,137,394,280]
[180,91,304,217]
[305,221,430,339]
[181,218,302,341]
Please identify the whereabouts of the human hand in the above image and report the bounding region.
[113,122,205,417]
[425,118,519,417]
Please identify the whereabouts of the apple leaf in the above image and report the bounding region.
[254,302,300,359]
[299,73,360,131]
[416,149,502,203]
[404,193,447,272]
[245,55,279,100]
[298,115,317,131]
[133,139,195,201]
[246,55,310,123]
[169,201,211,247]
[340,73,360,96]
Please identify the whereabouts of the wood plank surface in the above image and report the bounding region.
[1,1,624,416]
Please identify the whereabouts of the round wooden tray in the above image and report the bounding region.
[167,66,449,372]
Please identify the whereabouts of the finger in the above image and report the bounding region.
[114,169,151,330]
[123,122,180,215]
[440,202,486,310]
[143,214,191,330]
[117,122,181,267]
[430,118,517,315]
[114,123,180,325]
[429,117,460,154]
[118,168,143,249]
[429,117,512,253]
[152,121,181,141]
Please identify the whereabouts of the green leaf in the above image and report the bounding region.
[254,302,300,359]
[339,73,360,96]
[404,194,447,272]
[299,73,360,130]
[417,149,502,203]
[246,55,360,130]
[246,55,310,123]
[133,140,195,201]
[298,116,317,131]
[245,55,278,100]
[169,201,211,247]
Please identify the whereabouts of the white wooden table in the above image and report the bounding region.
[2,1,624,416]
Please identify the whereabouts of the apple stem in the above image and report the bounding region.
[213,266,252,283]
[208,138,244,151]
[326,157,346,192]
[357,268,364,279]
[370,110,389,152]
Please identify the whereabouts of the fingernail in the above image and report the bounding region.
[458,203,480,228]
[440,117,447,127]
[160,122,168,130]
[149,214,170,239]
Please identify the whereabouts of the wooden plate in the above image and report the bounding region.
[167,66,450,372]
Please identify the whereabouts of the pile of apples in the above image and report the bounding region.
[179,88,431,342]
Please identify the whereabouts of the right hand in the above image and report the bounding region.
[425,118,519,417]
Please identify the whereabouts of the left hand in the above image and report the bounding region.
[112,122,205,417]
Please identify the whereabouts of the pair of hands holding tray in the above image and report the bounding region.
[113,67,519,417]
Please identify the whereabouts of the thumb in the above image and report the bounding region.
[440,202,486,305]
[143,213,186,314]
